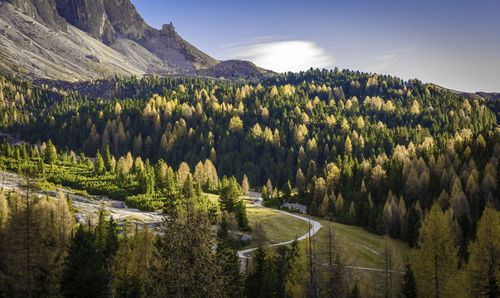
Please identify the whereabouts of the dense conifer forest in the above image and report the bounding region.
[0,68,499,297]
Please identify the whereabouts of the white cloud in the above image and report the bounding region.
[229,40,334,73]
[375,54,397,61]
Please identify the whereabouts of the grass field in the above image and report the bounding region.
[245,203,310,244]
[207,192,412,270]
[311,218,412,268]
[205,192,310,246]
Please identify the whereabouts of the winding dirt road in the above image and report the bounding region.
[238,191,322,259]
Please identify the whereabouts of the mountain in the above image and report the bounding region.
[431,84,500,101]
[0,0,273,81]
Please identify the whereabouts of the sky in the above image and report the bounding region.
[131,0,500,92]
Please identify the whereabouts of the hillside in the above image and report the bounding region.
[0,63,499,296]
[431,83,500,101]
[0,0,273,81]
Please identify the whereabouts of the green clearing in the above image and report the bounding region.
[205,193,310,246]
[245,204,309,244]
[208,192,412,271]
[312,218,412,269]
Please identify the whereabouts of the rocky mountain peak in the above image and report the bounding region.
[0,0,274,81]
[161,22,175,35]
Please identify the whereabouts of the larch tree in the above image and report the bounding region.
[344,136,352,155]
[296,168,306,193]
[152,181,220,297]
[0,192,7,228]
[193,161,207,186]
[413,203,459,298]
[266,179,273,199]
[112,227,157,297]
[466,206,500,297]
[242,174,250,196]
[177,162,191,186]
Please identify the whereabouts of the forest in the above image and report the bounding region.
[0,68,499,297]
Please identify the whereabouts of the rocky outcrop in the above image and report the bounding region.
[53,0,217,71]
[7,0,67,31]
[200,60,274,80]
[101,0,151,41]
[55,0,116,44]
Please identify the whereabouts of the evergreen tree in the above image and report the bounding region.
[261,185,269,201]
[283,180,292,199]
[94,150,105,175]
[235,199,249,230]
[44,140,57,165]
[216,214,243,297]
[62,224,108,298]
[103,145,113,172]
[401,263,417,298]
[245,246,270,298]
[219,177,242,213]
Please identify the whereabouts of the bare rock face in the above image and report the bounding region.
[101,0,218,71]
[7,0,67,31]
[101,0,151,41]
[55,0,116,44]
[54,0,217,71]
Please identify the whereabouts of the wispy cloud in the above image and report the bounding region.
[375,54,398,61]
[367,47,415,72]
[228,40,335,73]
[375,48,414,61]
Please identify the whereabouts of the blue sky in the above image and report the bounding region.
[131,0,500,92]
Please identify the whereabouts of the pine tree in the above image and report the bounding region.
[103,145,113,172]
[44,139,57,165]
[283,180,292,199]
[245,246,269,297]
[62,224,108,298]
[177,162,191,186]
[401,263,417,298]
[193,161,207,186]
[296,168,306,193]
[216,214,243,297]
[235,199,249,230]
[94,150,105,175]
[272,241,299,298]
[344,136,352,155]
[261,185,269,201]
[219,177,242,213]
[405,204,420,247]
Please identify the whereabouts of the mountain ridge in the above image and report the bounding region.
[0,0,273,81]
